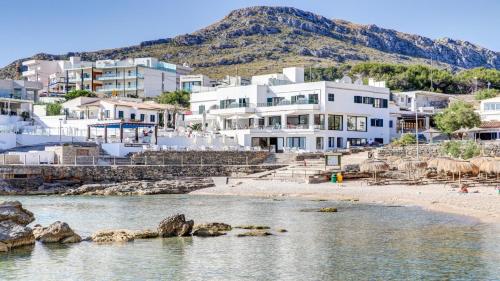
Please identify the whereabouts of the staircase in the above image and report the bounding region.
[263,157,330,183]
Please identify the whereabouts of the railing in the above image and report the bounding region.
[96,73,144,80]
[257,99,319,107]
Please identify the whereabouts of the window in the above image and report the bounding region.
[347,138,367,146]
[363,97,373,104]
[238,98,249,107]
[199,105,205,113]
[287,115,308,128]
[308,94,319,104]
[354,96,362,103]
[269,116,281,127]
[337,137,343,148]
[314,114,325,130]
[328,115,343,131]
[287,137,306,149]
[374,138,384,144]
[316,137,324,150]
[140,114,145,122]
[104,110,110,118]
[373,98,389,108]
[150,115,156,122]
[347,116,367,132]
[328,93,335,101]
[118,111,124,119]
[389,120,393,128]
[370,118,384,127]
[291,95,305,104]
[328,137,335,148]
[130,113,136,120]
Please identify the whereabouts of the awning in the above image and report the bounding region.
[89,122,156,129]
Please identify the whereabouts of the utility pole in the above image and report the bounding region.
[415,93,419,160]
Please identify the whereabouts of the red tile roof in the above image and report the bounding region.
[480,121,500,129]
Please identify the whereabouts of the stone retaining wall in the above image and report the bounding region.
[377,143,500,158]
[132,151,272,165]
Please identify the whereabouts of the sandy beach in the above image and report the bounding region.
[192,178,500,225]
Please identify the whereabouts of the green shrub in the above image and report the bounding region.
[474,89,500,100]
[46,103,62,116]
[392,134,416,146]
[64,90,96,101]
[440,141,480,159]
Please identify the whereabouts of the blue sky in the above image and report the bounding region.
[1,0,499,67]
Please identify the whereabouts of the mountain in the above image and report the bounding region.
[1,6,499,80]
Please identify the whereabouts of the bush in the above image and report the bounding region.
[64,90,96,101]
[46,103,62,116]
[441,141,480,159]
[392,134,416,146]
[474,89,500,100]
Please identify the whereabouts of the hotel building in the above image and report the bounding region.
[22,57,192,98]
[185,67,392,152]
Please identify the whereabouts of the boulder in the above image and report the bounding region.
[0,201,35,226]
[0,220,35,251]
[157,214,194,237]
[318,207,338,213]
[194,222,232,232]
[192,228,226,237]
[277,229,288,233]
[234,225,270,230]
[133,229,159,239]
[237,230,273,237]
[33,221,81,244]
[90,229,135,243]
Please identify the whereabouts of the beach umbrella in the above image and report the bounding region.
[469,156,493,168]
[478,159,500,180]
[423,127,441,144]
[397,159,428,179]
[360,159,389,181]
[428,157,452,169]
[467,127,486,141]
[439,159,479,184]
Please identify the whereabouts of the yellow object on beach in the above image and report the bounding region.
[336,173,343,183]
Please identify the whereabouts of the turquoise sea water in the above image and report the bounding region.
[0,195,498,281]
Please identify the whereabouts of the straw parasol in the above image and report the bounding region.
[478,159,500,180]
[360,159,389,181]
[438,159,479,184]
[469,156,493,168]
[397,159,428,179]
[427,157,452,169]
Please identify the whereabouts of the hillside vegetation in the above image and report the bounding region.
[306,63,500,94]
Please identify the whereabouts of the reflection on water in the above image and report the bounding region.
[0,195,498,281]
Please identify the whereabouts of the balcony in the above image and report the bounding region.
[96,86,144,92]
[96,73,144,81]
[21,70,36,77]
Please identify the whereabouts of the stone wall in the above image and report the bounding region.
[132,151,272,165]
[377,142,500,158]
[0,164,284,194]
[46,145,100,165]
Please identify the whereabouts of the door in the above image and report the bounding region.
[269,137,278,152]
[277,138,284,153]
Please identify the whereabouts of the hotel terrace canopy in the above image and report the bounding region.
[87,121,158,144]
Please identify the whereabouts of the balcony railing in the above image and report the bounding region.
[96,86,144,92]
[96,73,144,81]
[257,99,319,107]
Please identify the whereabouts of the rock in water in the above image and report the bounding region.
[157,214,194,237]
[33,221,81,243]
[90,229,135,243]
[192,228,226,237]
[0,201,35,226]
[318,207,338,213]
[234,225,270,230]
[237,230,273,237]
[133,229,159,239]
[0,220,35,251]
[0,201,35,252]
[194,222,232,232]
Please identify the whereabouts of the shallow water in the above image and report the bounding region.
[0,195,498,281]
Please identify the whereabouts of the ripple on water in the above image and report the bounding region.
[0,194,498,281]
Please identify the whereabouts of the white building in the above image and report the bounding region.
[180,74,216,92]
[0,80,42,125]
[390,91,454,140]
[22,57,192,98]
[185,67,391,152]
[476,96,500,140]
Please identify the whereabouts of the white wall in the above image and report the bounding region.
[16,134,86,146]
[0,133,16,150]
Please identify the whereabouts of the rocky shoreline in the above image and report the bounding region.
[0,201,285,252]
[0,177,215,196]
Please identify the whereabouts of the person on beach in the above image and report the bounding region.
[459,184,469,194]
